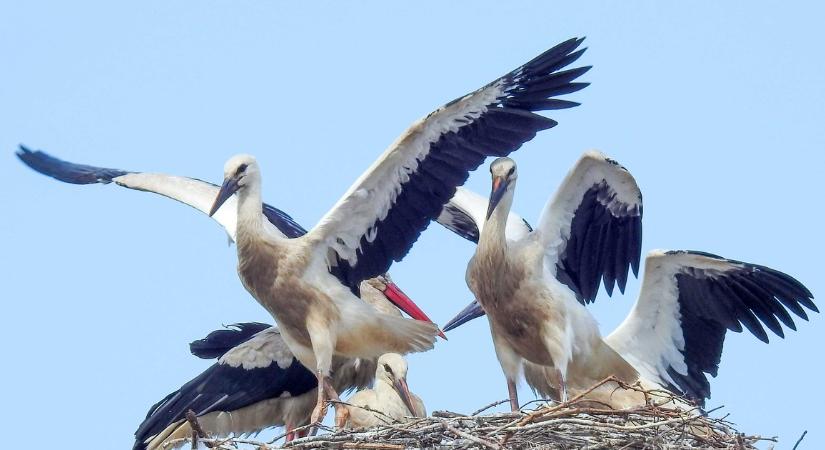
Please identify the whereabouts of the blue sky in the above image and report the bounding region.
[2,2,823,448]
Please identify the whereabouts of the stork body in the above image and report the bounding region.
[442,154,816,408]
[209,155,439,424]
[339,353,426,429]
[466,155,638,409]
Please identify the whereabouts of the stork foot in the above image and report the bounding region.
[334,404,350,429]
[310,398,329,426]
[310,373,342,427]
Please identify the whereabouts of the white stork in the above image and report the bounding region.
[438,152,816,408]
[197,37,592,423]
[134,277,409,450]
[338,353,426,429]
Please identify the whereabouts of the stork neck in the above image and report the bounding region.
[236,178,264,233]
[478,194,512,256]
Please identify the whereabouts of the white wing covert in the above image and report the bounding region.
[437,187,533,243]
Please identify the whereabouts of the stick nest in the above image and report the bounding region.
[176,379,777,450]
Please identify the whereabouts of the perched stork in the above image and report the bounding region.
[458,152,642,409]
[438,153,816,408]
[135,276,410,450]
[338,353,426,429]
[199,37,591,423]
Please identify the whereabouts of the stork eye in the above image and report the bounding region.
[383,363,393,375]
[507,167,515,176]
[236,164,248,176]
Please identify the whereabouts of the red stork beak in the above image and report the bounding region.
[382,281,447,340]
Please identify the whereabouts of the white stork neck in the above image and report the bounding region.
[478,189,514,256]
[236,175,264,233]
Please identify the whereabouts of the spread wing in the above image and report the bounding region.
[16,146,307,241]
[306,38,590,292]
[605,250,816,405]
[536,150,643,303]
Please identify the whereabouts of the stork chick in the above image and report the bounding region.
[338,353,425,428]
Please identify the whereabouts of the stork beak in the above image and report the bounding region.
[442,300,486,332]
[486,176,508,220]
[383,281,447,340]
[393,377,418,417]
[209,177,241,217]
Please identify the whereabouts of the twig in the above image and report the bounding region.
[793,430,808,450]
[471,399,509,416]
[440,419,502,450]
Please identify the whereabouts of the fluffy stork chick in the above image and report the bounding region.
[338,353,426,428]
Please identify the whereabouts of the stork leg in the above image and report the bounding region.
[556,368,569,403]
[285,423,296,443]
[507,378,520,412]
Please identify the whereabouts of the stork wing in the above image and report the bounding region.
[134,327,316,450]
[189,322,272,359]
[535,150,643,304]
[307,38,590,292]
[437,187,533,243]
[605,250,816,405]
[16,146,307,241]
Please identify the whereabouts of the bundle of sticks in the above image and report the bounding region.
[168,378,775,450]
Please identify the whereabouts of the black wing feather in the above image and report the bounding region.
[663,251,816,405]
[189,323,272,359]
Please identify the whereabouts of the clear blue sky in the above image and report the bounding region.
[2,2,823,448]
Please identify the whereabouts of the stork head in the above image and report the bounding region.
[486,157,518,220]
[209,154,260,216]
[377,353,419,416]
[364,275,447,339]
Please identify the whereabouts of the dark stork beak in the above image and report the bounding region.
[393,376,419,417]
[442,299,486,332]
[209,176,241,217]
[382,281,447,340]
[486,175,508,220]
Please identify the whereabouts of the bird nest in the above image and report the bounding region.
[174,379,777,450]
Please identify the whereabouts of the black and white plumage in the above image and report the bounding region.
[135,276,410,450]
[15,146,438,327]
[200,37,590,424]
[305,37,591,293]
[605,250,816,404]
[458,151,643,410]
[439,156,816,406]
[134,324,319,450]
[15,145,307,242]
[440,150,642,334]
